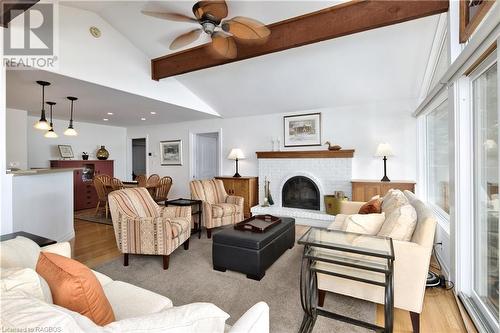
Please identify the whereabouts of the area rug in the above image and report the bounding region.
[96,234,375,333]
[74,210,112,225]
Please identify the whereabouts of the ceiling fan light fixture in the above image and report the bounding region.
[202,21,216,34]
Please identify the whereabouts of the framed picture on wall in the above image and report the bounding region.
[160,140,183,166]
[58,145,74,159]
[283,113,322,147]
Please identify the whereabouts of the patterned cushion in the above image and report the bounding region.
[110,188,159,218]
[381,189,408,216]
[169,217,190,238]
[212,203,239,218]
[190,179,227,204]
[378,204,417,241]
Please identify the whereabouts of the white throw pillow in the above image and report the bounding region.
[381,190,408,216]
[0,290,90,333]
[0,268,52,303]
[341,213,386,235]
[327,214,348,230]
[104,302,230,333]
[378,204,418,241]
[0,236,41,269]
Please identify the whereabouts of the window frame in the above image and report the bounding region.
[459,0,496,43]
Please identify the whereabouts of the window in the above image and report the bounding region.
[426,101,450,215]
[472,61,498,327]
[459,0,495,43]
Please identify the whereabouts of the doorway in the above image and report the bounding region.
[131,138,146,180]
[191,131,221,180]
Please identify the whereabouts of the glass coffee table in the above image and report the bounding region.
[297,227,394,333]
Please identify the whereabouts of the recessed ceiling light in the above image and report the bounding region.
[107,112,114,115]
[103,118,109,121]
[150,112,156,115]
[141,117,146,121]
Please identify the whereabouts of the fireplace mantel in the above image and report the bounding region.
[256,150,354,159]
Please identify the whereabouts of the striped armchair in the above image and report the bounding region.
[190,179,244,238]
[108,188,191,270]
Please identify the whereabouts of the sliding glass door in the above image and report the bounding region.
[472,60,499,330]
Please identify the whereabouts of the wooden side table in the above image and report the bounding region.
[165,199,203,239]
[0,231,57,247]
[351,180,416,201]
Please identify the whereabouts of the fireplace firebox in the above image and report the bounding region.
[282,176,320,210]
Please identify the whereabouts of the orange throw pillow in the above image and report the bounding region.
[358,197,382,214]
[36,252,115,326]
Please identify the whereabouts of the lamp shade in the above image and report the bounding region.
[227,148,245,160]
[375,143,394,157]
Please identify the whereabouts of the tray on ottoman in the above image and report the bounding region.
[234,215,281,233]
[213,217,295,280]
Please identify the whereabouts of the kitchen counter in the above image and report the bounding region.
[7,167,82,176]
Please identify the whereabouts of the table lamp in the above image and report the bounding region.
[227,148,245,178]
[375,143,393,182]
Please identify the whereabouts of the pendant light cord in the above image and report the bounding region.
[70,100,74,126]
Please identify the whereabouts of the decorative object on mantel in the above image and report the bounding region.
[256,149,355,159]
[96,146,109,160]
[375,143,393,182]
[58,145,74,159]
[227,148,245,178]
[64,96,78,136]
[324,141,341,151]
[160,140,183,165]
[271,138,281,151]
[44,102,58,138]
[82,152,89,160]
[33,81,51,131]
[283,112,321,147]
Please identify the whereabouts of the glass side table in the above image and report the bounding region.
[297,227,395,333]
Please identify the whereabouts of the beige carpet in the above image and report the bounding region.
[96,231,374,332]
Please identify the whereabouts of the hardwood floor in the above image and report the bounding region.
[74,220,468,332]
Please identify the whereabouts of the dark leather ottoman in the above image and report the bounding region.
[212,217,295,280]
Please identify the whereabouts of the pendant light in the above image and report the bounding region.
[64,96,78,136]
[33,81,51,130]
[44,102,58,138]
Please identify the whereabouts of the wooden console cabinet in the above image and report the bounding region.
[215,176,258,218]
[351,180,416,202]
[50,160,114,211]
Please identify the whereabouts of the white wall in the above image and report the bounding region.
[6,108,28,170]
[127,101,417,198]
[25,115,127,179]
[42,5,216,116]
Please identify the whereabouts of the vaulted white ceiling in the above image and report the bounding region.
[7,1,441,125]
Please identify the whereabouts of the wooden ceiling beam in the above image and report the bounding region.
[151,0,449,80]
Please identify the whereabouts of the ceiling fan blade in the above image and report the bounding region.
[211,32,237,59]
[192,1,228,22]
[221,16,270,40]
[141,10,197,23]
[170,29,203,50]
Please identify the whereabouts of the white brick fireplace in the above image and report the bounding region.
[251,150,354,227]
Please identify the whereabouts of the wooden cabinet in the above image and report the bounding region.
[50,160,114,211]
[351,180,416,202]
[216,176,258,218]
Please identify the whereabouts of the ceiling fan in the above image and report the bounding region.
[142,0,270,59]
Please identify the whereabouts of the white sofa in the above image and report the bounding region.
[317,190,436,333]
[0,237,269,333]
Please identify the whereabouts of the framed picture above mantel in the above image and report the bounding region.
[283,113,321,147]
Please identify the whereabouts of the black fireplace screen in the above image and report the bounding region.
[282,176,320,210]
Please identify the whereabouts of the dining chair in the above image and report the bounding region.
[136,175,147,187]
[94,177,110,219]
[110,177,124,191]
[95,174,112,187]
[146,174,161,197]
[155,176,173,204]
